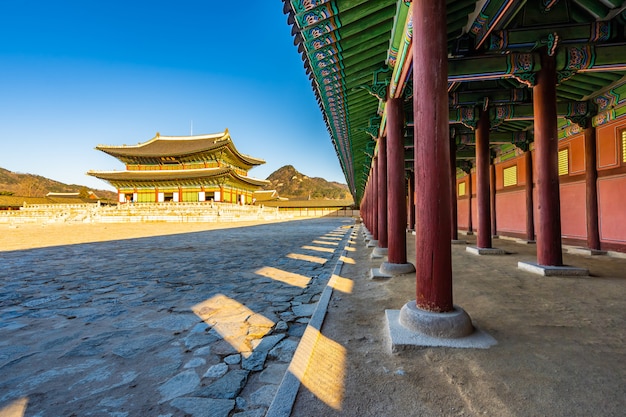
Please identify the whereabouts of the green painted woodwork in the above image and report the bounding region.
[283,0,626,203]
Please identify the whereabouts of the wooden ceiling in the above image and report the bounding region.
[282,0,626,202]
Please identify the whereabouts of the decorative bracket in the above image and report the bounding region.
[557,45,596,85]
[363,116,382,139]
[353,66,392,101]
[403,78,413,101]
[507,53,537,87]
[564,101,596,128]
[457,160,473,174]
[459,107,478,130]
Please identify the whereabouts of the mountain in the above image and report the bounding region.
[264,165,350,200]
[0,167,117,200]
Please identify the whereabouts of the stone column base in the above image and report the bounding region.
[385,302,496,352]
[366,239,378,248]
[451,239,466,245]
[371,246,388,258]
[566,247,607,256]
[369,268,391,280]
[466,246,506,255]
[517,261,589,276]
[380,261,415,276]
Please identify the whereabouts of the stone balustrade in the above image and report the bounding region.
[0,202,287,225]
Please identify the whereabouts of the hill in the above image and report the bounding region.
[264,165,350,200]
[0,167,117,200]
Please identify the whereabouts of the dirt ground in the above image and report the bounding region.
[290,228,626,417]
[0,219,294,252]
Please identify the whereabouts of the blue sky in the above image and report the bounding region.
[0,1,345,191]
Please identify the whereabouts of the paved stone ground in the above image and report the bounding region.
[0,217,354,417]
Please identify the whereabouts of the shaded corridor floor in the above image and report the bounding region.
[290,228,626,417]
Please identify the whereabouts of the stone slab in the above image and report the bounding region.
[366,239,378,248]
[369,268,392,280]
[372,246,388,257]
[379,262,415,276]
[567,247,607,256]
[517,261,589,276]
[385,310,497,352]
[451,239,466,245]
[466,246,506,256]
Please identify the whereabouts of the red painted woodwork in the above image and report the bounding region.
[408,171,415,230]
[457,198,470,229]
[598,175,626,244]
[468,173,474,233]
[585,127,601,250]
[471,197,478,234]
[372,158,379,240]
[377,137,388,248]
[525,151,535,242]
[597,124,619,169]
[451,137,459,240]
[533,52,563,266]
[412,0,453,312]
[491,163,497,237]
[495,190,526,234]
[568,135,586,174]
[386,97,407,263]
[560,181,587,239]
[518,155,527,186]
[476,110,492,248]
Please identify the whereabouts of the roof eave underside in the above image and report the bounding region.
[283,0,626,203]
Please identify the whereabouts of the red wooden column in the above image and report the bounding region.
[584,125,601,250]
[467,171,473,234]
[408,170,415,230]
[363,173,372,229]
[385,96,410,265]
[475,109,492,249]
[450,136,459,240]
[412,0,453,312]
[377,137,388,249]
[371,157,379,240]
[533,52,563,266]
[525,150,535,242]
[490,162,497,237]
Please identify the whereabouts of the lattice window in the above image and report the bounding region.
[503,165,517,187]
[458,182,466,196]
[558,148,569,175]
[622,129,626,163]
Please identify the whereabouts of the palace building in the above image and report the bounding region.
[88,129,268,204]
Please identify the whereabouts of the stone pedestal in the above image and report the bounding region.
[466,246,506,256]
[380,261,415,276]
[517,261,589,276]
[385,302,496,351]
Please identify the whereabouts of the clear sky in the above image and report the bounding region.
[0,1,346,191]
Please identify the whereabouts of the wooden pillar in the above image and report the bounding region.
[490,162,497,237]
[377,137,388,248]
[533,52,563,266]
[476,109,492,249]
[525,150,535,241]
[450,136,459,240]
[467,171,473,234]
[408,170,415,231]
[372,158,379,240]
[585,125,601,250]
[413,0,453,312]
[387,97,407,264]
